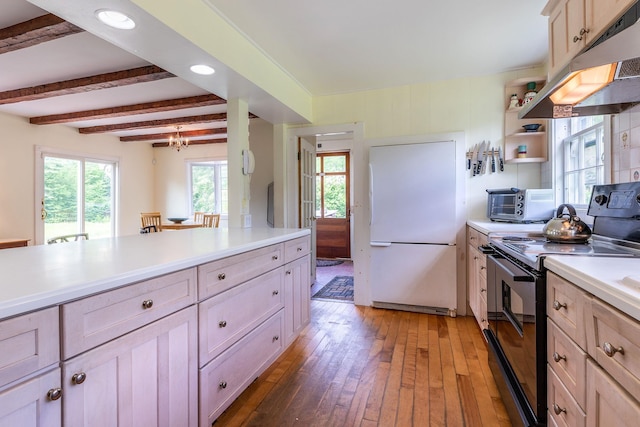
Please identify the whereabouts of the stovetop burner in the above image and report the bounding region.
[501,236,536,243]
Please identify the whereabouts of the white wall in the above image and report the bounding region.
[0,111,154,243]
[248,119,275,228]
[612,109,640,183]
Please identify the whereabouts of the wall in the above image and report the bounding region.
[248,119,275,228]
[612,109,640,183]
[0,111,154,243]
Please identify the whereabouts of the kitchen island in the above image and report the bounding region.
[0,227,311,427]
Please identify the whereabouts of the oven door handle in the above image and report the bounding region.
[491,256,535,282]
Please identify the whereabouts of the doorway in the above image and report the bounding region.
[315,152,350,259]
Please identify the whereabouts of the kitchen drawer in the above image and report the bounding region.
[199,310,284,426]
[548,318,587,409]
[0,307,59,389]
[61,267,197,358]
[548,365,586,427]
[0,367,61,426]
[284,235,310,264]
[199,267,284,365]
[584,295,640,399]
[586,358,640,427]
[468,228,488,249]
[547,272,587,349]
[198,243,283,300]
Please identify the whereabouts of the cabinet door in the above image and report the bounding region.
[586,359,640,427]
[284,254,311,345]
[586,0,635,45]
[0,368,61,427]
[62,307,197,427]
[548,0,586,78]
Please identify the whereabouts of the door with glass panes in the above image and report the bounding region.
[315,152,350,258]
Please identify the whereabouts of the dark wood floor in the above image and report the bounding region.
[214,300,511,426]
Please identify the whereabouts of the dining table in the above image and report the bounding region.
[162,222,203,230]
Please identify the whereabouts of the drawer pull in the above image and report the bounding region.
[47,388,63,401]
[272,290,279,295]
[286,270,292,275]
[553,403,566,415]
[552,352,566,363]
[219,381,227,389]
[272,335,279,342]
[480,266,486,271]
[219,320,227,328]
[603,342,624,357]
[218,273,226,280]
[72,372,87,385]
[141,299,153,309]
[272,255,279,260]
[297,247,303,252]
[480,288,486,293]
[552,300,567,311]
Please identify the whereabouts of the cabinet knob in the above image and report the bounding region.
[480,266,486,271]
[272,335,279,342]
[552,352,566,363]
[286,270,292,275]
[272,255,279,260]
[480,288,486,293]
[141,299,153,309]
[602,342,624,358]
[218,273,226,280]
[552,403,566,415]
[72,372,87,385]
[473,256,478,260]
[297,247,303,252]
[219,381,227,389]
[47,388,63,401]
[552,300,567,311]
[219,320,227,328]
[272,290,279,295]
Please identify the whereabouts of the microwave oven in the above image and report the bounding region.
[486,188,554,223]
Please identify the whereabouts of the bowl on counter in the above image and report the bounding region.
[522,124,542,132]
[167,217,188,224]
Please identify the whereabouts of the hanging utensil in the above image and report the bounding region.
[498,147,504,172]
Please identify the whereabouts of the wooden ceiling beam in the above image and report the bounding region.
[152,138,228,148]
[78,113,228,134]
[0,66,174,105]
[119,128,227,142]
[0,14,83,54]
[29,94,227,125]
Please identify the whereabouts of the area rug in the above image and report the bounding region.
[317,259,344,267]
[312,275,353,301]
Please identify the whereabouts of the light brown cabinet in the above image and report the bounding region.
[467,227,488,332]
[544,0,635,79]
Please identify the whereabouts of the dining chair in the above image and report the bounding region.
[47,233,89,244]
[193,211,205,224]
[139,225,158,234]
[140,212,162,231]
[202,213,220,228]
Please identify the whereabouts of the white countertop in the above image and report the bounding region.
[467,219,545,235]
[0,227,309,321]
[544,255,640,322]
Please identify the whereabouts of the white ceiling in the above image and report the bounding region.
[0,0,549,140]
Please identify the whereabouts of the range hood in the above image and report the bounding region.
[520,2,640,119]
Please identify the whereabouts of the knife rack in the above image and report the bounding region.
[466,146,502,176]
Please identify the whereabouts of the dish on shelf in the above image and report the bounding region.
[167,217,188,224]
[522,124,541,132]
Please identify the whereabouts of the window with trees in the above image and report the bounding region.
[315,153,348,219]
[189,160,228,216]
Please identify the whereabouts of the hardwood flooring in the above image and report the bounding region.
[213,300,511,426]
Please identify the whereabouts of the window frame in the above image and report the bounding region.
[187,158,228,218]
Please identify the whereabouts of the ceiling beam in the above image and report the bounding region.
[0,13,83,54]
[29,94,227,125]
[119,128,227,142]
[152,138,228,148]
[0,65,174,105]
[78,113,228,134]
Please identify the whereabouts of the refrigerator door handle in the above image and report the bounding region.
[369,163,374,226]
[370,241,391,247]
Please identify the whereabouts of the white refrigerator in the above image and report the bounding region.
[369,141,458,313]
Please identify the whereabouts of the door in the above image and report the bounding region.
[298,137,316,280]
[315,152,350,258]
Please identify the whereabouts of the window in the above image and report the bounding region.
[315,153,349,219]
[189,160,228,215]
[38,150,117,243]
[553,116,608,207]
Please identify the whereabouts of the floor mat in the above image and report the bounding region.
[317,259,344,267]
[312,275,353,301]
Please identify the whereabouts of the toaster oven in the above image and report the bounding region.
[486,188,554,223]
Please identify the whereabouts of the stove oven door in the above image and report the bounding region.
[485,254,546,427]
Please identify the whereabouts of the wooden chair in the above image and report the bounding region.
[141,212,162,232]
[139,225,158,234]
[193,211,205,224]
[202,213,220,228]
[47,233,89,244]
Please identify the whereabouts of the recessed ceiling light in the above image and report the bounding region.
[96,9,136,30]
[190,64,215,75]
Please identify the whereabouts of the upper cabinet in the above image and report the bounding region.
[504,77,548,164]
[545,0,636,79]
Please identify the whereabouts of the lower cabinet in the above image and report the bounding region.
[467,227,488,332]
[199,311,284,426]
[62,306,198,427]
[0,368,61,427]
[284,253,311,345]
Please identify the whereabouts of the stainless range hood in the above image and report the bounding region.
[520,2,640,119]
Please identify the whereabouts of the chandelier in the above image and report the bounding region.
[168,126,189,151]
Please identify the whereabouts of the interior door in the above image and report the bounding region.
[298,136,317,280]
[315,152,350,258]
